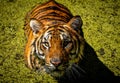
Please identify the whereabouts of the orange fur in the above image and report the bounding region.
[24,0,85,75]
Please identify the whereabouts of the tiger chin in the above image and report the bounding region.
[24,0,85,78]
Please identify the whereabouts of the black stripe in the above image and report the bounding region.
[36,6,72,17]
[39,12,70,21]
[40,18,67,22]
[46,12,58,16]
[30,54,34,69]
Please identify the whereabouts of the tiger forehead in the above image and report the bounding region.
[48,27,69,36]
[48,28,62,38]
[46,26,67,33]
[44,27,69,40]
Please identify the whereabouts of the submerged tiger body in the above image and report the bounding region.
[24,0,85,77]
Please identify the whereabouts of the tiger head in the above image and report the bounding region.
[29,16,85,77]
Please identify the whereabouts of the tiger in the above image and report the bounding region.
[24,0,85,78]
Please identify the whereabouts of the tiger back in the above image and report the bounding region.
[24,0,85,78]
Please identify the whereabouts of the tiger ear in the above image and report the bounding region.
[68,15,83,32]
[30,19,43,34]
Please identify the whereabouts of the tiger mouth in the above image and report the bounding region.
[42,64,68,77]
[44,63,68,73]
[35,62,68,75]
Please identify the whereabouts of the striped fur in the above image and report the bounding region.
[24,0,84,77]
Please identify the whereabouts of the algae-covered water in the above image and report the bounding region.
[0,0,120,83]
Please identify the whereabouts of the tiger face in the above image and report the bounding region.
[24,0,85,77]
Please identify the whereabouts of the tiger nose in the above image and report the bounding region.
[50,58,61,66]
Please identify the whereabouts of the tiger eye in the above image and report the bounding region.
[43,42,49,47]
[63,41,70,47]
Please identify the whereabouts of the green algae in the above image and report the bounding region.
[0,0,120,82]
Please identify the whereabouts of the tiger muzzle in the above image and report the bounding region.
[50,57,61,66]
